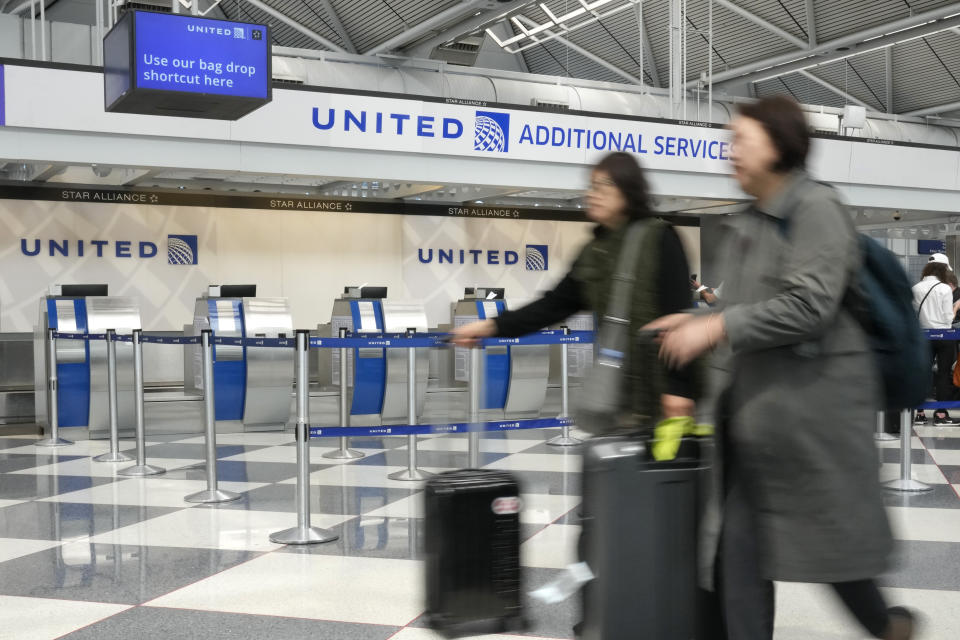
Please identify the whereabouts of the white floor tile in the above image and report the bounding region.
[887,506,960,543]
[280,464,452,489]
[925,448,960,466]
[915,425,960,439]
[220,445,384,465]
[88,507,352,551]
[879,463,948,485]
[0,595,129,640]
[406,436,540,454]
[12,457,204,478]
[520,493,580,525]
[0,538,64,564]
[773,582,960,640]
[875,436,922,449]
[146,553,425,626]
[0,440,119,456]
[0,499,26,510]
[177,433,295,446]
[38,477,267,508]
[520,524,580,569]
[364,493,424,519]
[484,452,582,474]
[390,629,534,640]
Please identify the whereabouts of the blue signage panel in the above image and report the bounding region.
[918,240,946,255]
[134,11,269,99]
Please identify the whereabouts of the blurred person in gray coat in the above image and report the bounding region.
[648,96,915,640]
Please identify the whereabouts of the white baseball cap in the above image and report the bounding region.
[929,253,952,270]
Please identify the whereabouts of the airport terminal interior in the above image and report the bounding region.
[2,0,960,638]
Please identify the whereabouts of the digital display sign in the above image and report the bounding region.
[104,10,271,120]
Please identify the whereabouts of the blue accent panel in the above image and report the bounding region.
[349,300,387,416]
[208,299,246,421]
[474,300,510,409]
[47,298,91,428]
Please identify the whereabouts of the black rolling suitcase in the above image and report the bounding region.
[424,468,526,637]
[578,435,709,640]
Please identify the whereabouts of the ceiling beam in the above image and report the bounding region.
[637,1,660,88]
[243,0,345,52]
[316,0,356,54]
[701,4,960,88]
[902,99,960,117]
[804,0,816,46]
[402,0,537,58]
[885,47,893,113]
[714,0,807,50]
[365,0,490,55]
[514,14,644,86]
[798,70,869,109]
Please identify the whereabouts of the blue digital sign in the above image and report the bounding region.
[135,12,268,99]
[104,10,271,120]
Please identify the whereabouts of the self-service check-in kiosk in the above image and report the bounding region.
[34,285,142,438]
[330,286,429,427]
[453,288,550,420]
[185,285,293,430]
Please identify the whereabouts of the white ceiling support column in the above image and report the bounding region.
[701,4,960,88]
[804,0,816,47]
[514,15,644,85]
[638,0,661,88]
[402,0,537,58]
[798,70,869,108]
[243,0,345,52]
[316,0,356,54]
[668,0,684,118]
[714,0,806,50]
[365,0,489,55]
[885,47,893,113]
[903,100,960,117]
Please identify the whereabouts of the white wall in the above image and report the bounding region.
[0,199,701,332]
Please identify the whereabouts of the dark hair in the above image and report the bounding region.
[592,152,652,219]
[922,262,949,281]
[736,95,810,172]
[945,273,959,287]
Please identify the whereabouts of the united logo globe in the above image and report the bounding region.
[168,237,195,265]
[526,246,547,271]
[474,116,507,152]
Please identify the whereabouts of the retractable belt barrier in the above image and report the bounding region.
[310,417,574,439]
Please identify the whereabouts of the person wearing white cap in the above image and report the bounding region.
[913,260,958,425]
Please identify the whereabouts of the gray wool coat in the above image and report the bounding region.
[710,170,893,583]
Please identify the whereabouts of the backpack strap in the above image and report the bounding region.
[917,281,944,318]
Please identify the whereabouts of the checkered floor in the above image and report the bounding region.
[0,425,959,640]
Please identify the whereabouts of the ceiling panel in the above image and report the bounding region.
[220,0,346,50]
[810,50,888,111]
[332,0,461,53]
[812,0,957,43]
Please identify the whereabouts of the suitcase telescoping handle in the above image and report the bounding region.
[635,328,664,344]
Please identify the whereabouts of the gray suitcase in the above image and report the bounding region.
[579,435,710,640]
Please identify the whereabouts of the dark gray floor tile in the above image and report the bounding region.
[408,567,576,638]
[0,544,259,604]
[142,443,270,460]
[0,501,178,540]
[355,449,507,468]
[302,437,407,450]
[884,540,960,591]
[511,470,581,496]
[880,448,937,465]
[217,483,420,515]
[934,465,960,484]
[882,484,960,509]
[158,460,310,484]
[58,606,400,640]
[520,442,584,455]
[920,435,960,450]
[0,474,120,500]
[0,452,87,473]
[0,437,42,450]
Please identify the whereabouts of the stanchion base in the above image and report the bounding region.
[269,526,339,545]
[874,433,898,441]
[322,448,365,460]
[546,435,583,447]
[93,451,134,463]
[184,489,242,504]
[883,478,934,493]
[35,437,73,447]
[388,468,434,482]
[118,463,166,477]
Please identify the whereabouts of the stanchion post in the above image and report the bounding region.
[882,409,933,493]
[548,326,582,447]
[37,327,72,447]
[324,326,363,460]
[390,328,432,482]
[270,330,339,545]
[185,330,240,504]
[874,411,897,442]
[468,344,481,469]
[119,329,165,476]
[94,330,133,462]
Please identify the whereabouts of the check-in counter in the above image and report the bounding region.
[185,285,293,430]
[33,285,142,438]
